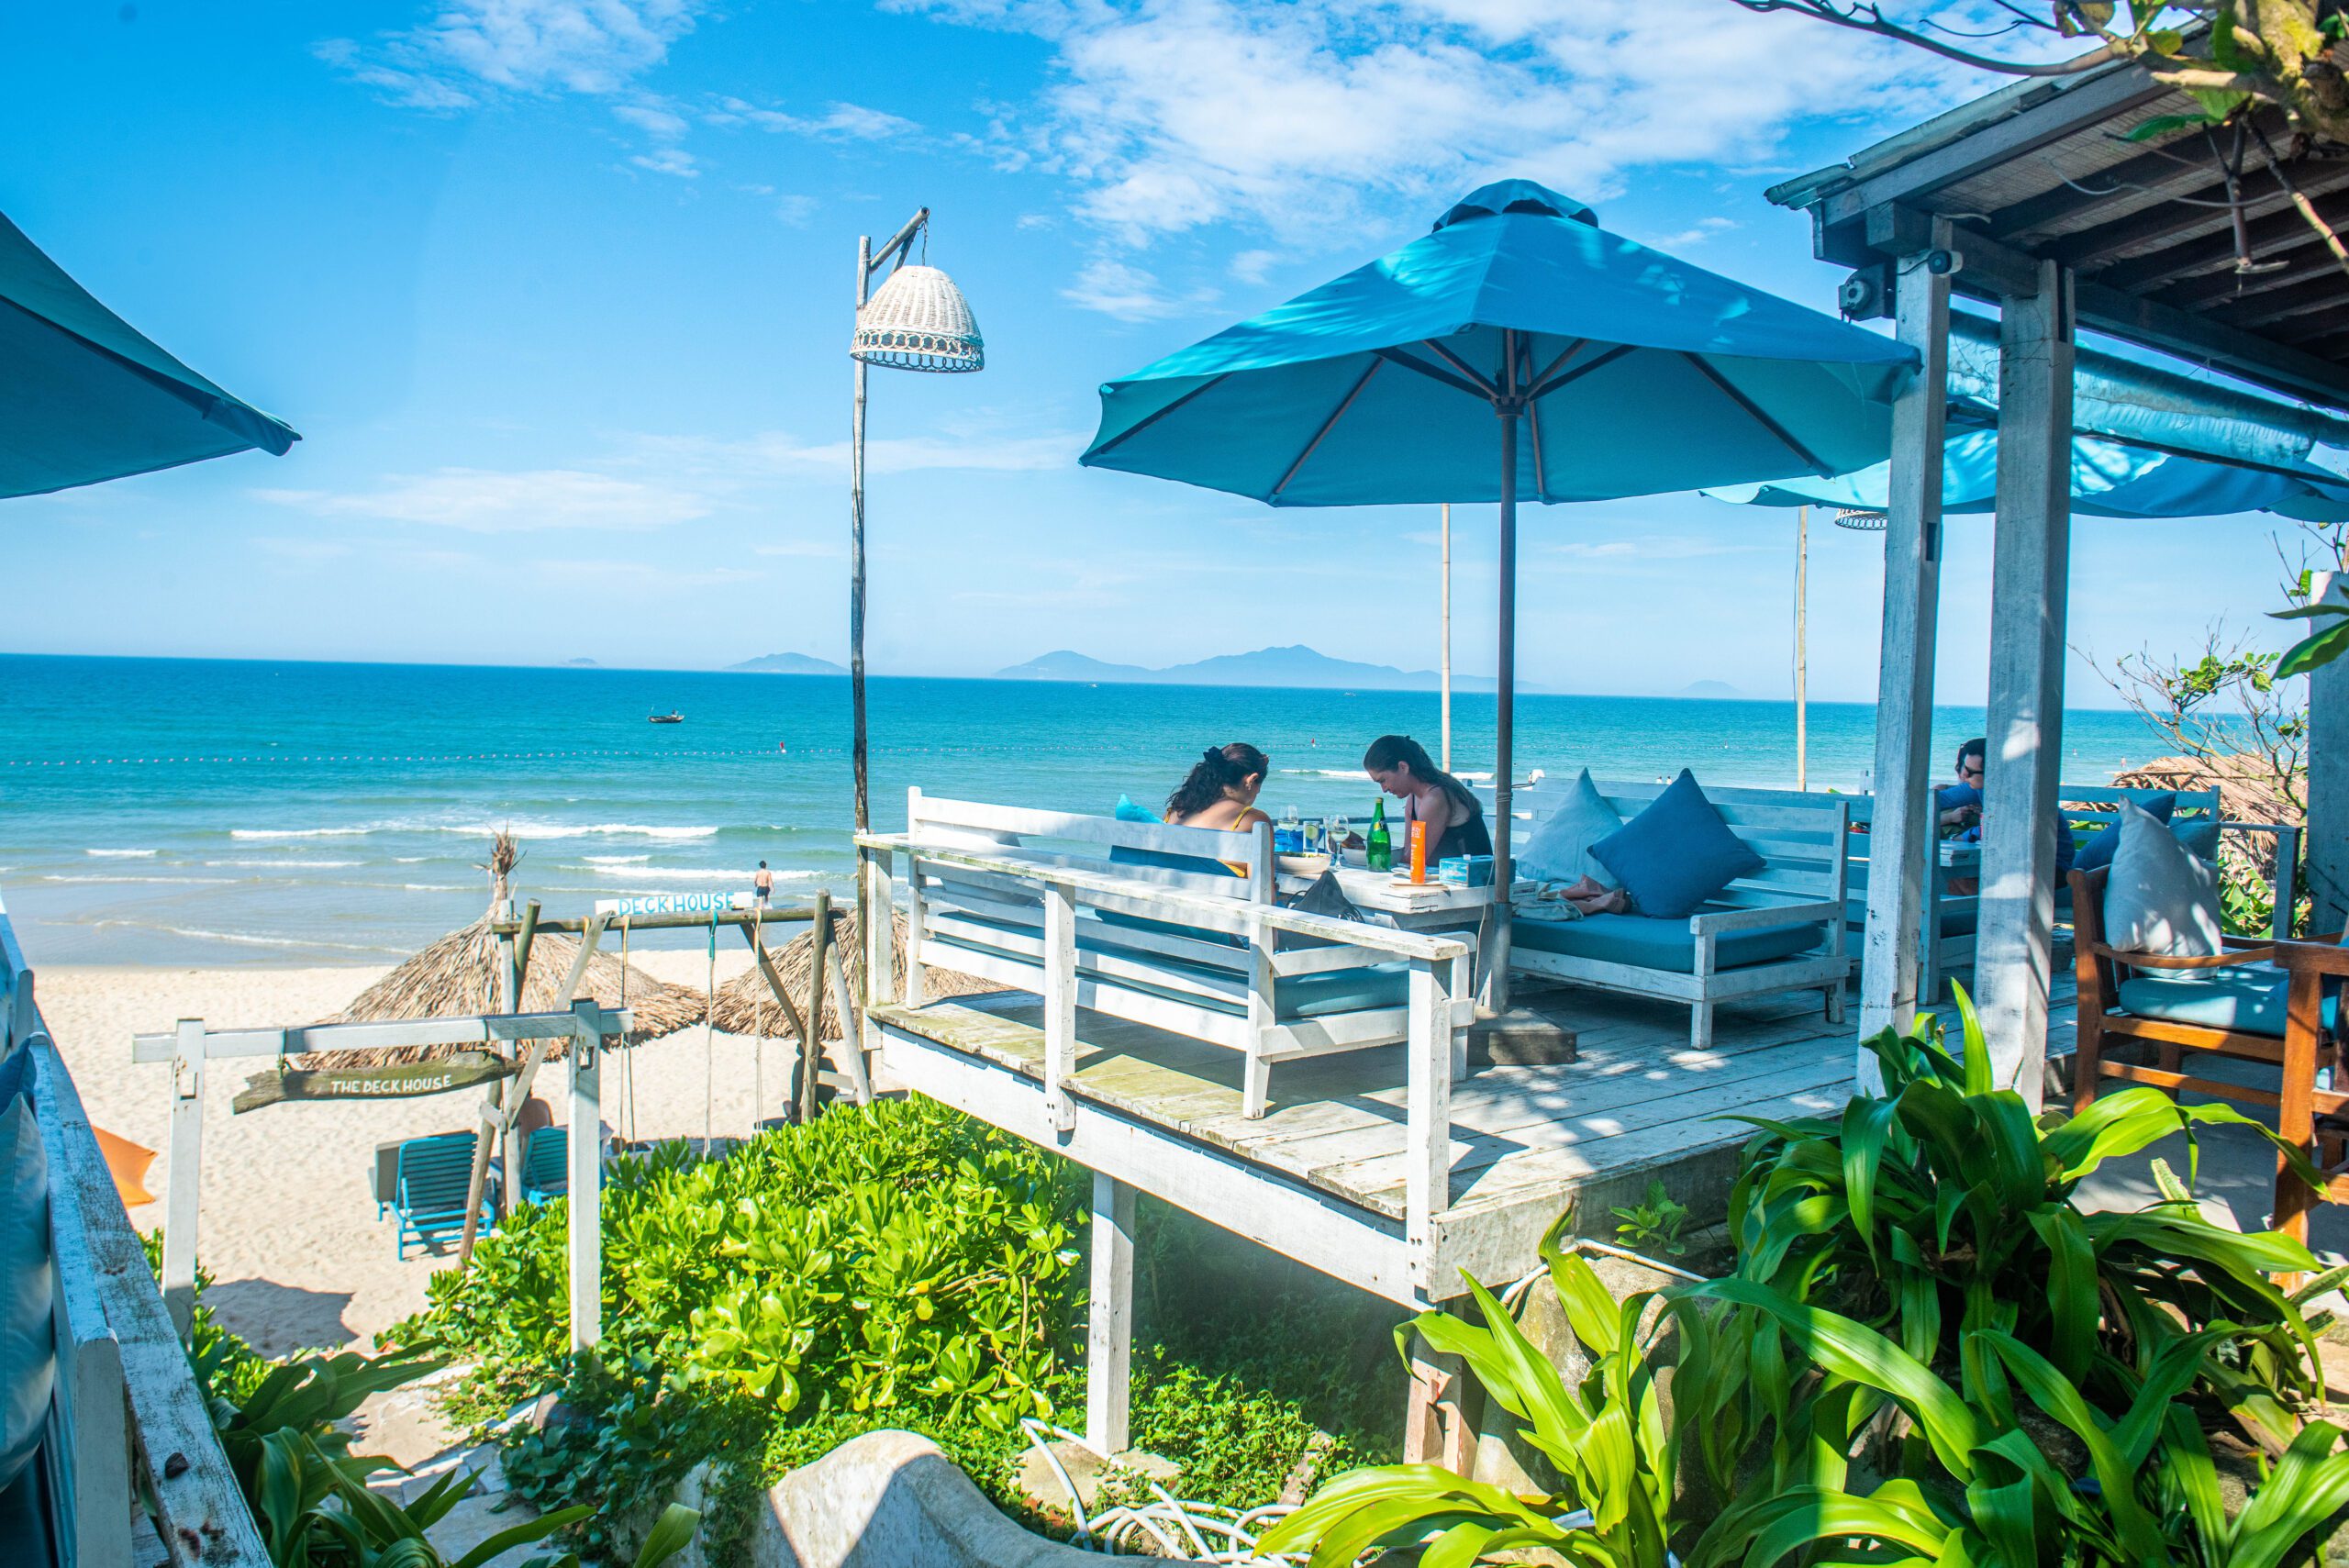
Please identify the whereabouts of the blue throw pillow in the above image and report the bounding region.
[1591,770,1765,919]
[1113,794,1160,824]
[0,1045,33,1110]
[0,1096,51,1491]
[2074,792,2174,873]
[2170,817,2221,863]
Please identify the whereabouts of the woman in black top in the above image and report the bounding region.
[1363,734,1493,862]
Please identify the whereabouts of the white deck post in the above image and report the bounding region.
[862,845,896,1029]
[1405,958,1453,1288]
[1976,264,2074,1109]
[568,999,603,1352]
[2307,571,2349,936]
[1042,879,1077,1135]
[1859,234,1953,1079]
[1084,1170,1136,1456]
[161,1018,206,1341]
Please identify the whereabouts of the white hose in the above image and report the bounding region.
[1016,1418,1302,1563]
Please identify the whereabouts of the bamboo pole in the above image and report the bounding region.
[852,235,874,835]
[1795,506,1809,792]
[799,889,832,1122]
[1441,502,1453,773]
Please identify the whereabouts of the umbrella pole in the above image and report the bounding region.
[1491,410,1518,1013]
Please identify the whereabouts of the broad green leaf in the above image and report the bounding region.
[451,1507,595,1568]
[2026,1207,2098,1381]
[632,1503,701,1568]
[1976,1331,2167,1562]
[2277,617,2349,678]
[1842,1095,1901,1266]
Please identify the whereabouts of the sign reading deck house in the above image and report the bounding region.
[593,890,756,918]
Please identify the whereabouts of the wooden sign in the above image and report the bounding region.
[593,890,753,917]
[232,1051,517,1113]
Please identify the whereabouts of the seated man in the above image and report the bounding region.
[1939,737,2074,896]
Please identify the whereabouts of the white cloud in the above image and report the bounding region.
[254,469,711,532]
[1230,249,1277,285]
[1062,257,1214,322]
[707,96,920,141]
[774,194,820,226]
[632,428,1085,476]
[321,1,705,107]
[894,0,1978,245]
[631,146,699,177]
[614,100,689,139]
[1656,216,1740,247]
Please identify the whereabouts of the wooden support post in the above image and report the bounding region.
[502,913,607,1141]
[1085,1171,1136,1456]
[161,1018,205,1342]
[1405,959,1453,1289]
[458,900,518,1268]
[801,889,831,1123]
[1859,234,1953,1078]
[2275,826,2303,940]
[1402,1329,1472,1474]
[863,848,896,1018]
[1795,505,1809,791]
[825,940,872,1104]
[1976,263,2074,1110]
[2308,570,2349,936]
[568,999,603,1352]
[1042,880,1077,1135]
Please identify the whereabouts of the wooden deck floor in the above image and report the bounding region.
[872,974,2079,1301]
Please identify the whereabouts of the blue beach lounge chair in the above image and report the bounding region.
[392,1131,494,1260]
[518,1127,568,1206]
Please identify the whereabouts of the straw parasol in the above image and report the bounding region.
[302,832,706,1068]
[707,908,999,1040]
[2111,752,2303,874]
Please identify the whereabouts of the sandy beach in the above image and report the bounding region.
[40,951,793,1359]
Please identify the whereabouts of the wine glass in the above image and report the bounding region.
[1328,814,1351,869]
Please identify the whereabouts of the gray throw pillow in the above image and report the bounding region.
[1517,769,1621,889]
[2103,799,2224,957]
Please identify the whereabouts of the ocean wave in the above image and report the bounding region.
[90,919,404,955]
[204,859,364,869]
[42,873,237,885]
[86,848,160,858]
[230,826,374,840]
[595,870,824,891]
[580,854,652,865]
[1279,768,1373,778]
[492,821,719,841]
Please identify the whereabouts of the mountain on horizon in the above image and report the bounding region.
[726,651,849,676]
[996,644,1505,692]
[1678,679,1743,699]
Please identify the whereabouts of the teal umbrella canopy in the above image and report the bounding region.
[1081,181,1915,505]
[1709,428,2349,521]
[1,212,299,498]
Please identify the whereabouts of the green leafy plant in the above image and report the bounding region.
[1608,1179,1691,1258]
[1725,984,2332,1455]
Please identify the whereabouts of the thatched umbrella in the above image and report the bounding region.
[2111,752,2302,876]
[707,908,1000,1040]
[302,832,705,1068]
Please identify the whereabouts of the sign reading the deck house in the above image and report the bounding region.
[594,891,755,918]
[232,1051,518,1113]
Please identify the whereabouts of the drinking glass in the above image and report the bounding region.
[1329,814,1351,868]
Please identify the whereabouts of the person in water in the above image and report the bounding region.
[1364,734,1493,861]
[1163,743,1272,832]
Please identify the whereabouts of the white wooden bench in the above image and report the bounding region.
[871,792,1472,1118]
[1499,779,1852,1049]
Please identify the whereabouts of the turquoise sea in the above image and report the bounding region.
[0,654,2171,965]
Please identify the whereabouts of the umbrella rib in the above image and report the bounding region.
[1528,339,1587,391]
[1421,340,1501,399]
[1372,346,1492,404]
[1528,341,1636,403]
[1085,373,1232,460]
[1528,387,1549,502]
[1272,358,1384,498]
[1679,352,1834,477]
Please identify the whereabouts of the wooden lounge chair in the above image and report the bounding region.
[518,1127,569,1205]
[392,1131,494,1260]
[2071,866,2346,1246]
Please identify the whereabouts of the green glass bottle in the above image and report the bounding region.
[1365,799,1393,872]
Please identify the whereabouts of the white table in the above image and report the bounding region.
[1276,859,1501,995]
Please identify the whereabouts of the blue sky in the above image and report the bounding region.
[0,0,2325,704]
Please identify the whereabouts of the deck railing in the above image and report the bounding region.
[1,895,268,1568]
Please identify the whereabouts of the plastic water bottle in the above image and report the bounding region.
[1276,804,1303,854]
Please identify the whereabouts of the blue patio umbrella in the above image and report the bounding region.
[1,210,298,497]
[1081,180,1915,905]
[1709,428,2349,520]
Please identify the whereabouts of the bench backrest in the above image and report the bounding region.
[395,1133,479,1213]
[905,791,1275,904]
[1513,776,1849,913]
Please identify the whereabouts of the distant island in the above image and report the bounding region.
[1678,680,1744,700]
[727,652,849,676]
[996,644,1506,692]
[560,658,598,667]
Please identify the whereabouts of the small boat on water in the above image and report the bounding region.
[649,710,684,725]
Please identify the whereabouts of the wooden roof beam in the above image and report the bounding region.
[2098,201,2340,292]
[2073,273,2349,408]
[1984,108,2294,239]
[2043,172,2294,266]
[2209,271,2349,329]
[2158,240,2349,308]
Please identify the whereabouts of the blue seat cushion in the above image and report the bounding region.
[1511,913,1819,974]
[1590,771,1765,919]
[2114,964,2337,1038]
[1,1094,52,1491]
[1114,795,1160,824]
[1101,842,1244,947]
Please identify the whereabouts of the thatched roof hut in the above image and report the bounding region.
[2110,752,2302,874]
[306,916,707,1067]
[708,909,1001,1040]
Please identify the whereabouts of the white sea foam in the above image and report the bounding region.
[86,848,160,859]
[42,873,236,885]
[230,827,374,840]
[595,869,820,891]
[581,854,652,865]
[204,859,364,869]
[90,919,403,955]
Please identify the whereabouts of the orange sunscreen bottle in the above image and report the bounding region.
[1409,820,1429,884]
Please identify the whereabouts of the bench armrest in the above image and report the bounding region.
[1689,898,1844,935]
[2083,941,2271,971]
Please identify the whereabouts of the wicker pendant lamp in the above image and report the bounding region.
[852,264,985,373]
[1832,507,1888,531]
